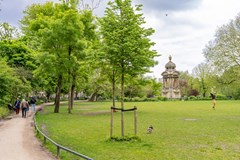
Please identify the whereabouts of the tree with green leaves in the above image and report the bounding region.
[100,0,158,137]
[192,63,213,97]
[0,59,29,105]
[125,76,162,98]
[0,59,17,105]
[21,1,96,113]
[203,13,240,72]
[202,13,240,98]
[0,22,35,103]
[214,66,240,99]
[21,1,68,113]
[179,71,193,97]
[0,22,20,41]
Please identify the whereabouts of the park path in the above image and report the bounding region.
[0,106,57,160]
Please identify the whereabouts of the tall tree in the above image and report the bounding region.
[192,63,212,97]
[0,22,35,102]
[215,65,240,99]
[203,13,240,98]
[100,0,158,137]
[203,13,240,72]
[179,71,194,97]
[21,1,94,113]
[0,59,30,105]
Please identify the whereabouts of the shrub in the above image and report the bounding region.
[188,96,197,100]
[0,107,9,119]
[216,94,228,100]
[133,97,140,102]
[108,135,141,142]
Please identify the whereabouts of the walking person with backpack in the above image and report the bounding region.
[20,99,29,118]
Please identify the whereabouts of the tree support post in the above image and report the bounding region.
[134,106,137,135]
[110,106,113,138]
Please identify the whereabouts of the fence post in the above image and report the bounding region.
[134,106,137,135]
[57,146,60,158]
[44,136,46,144]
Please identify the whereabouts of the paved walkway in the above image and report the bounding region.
[0,107,56,160]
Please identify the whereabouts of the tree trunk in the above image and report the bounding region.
[70,76,76,110]
[201,78,206,97]
[67,46,72,114]
[121,69,125,137]
[68,88,72,114]
[46,91,51,103]
[75,91,78,100]
[112,70,116,111]
[88,91,97,102]
[54,74,63,113]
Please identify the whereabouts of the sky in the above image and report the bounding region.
[0,0,240,78]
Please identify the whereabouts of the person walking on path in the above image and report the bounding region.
[30,96,37,112]
[26,99,30,118]
[210,92,216,110]
[20,99,29,118]
[14,97,21,114]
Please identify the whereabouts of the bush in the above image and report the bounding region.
[157,96,168,101]
[188,96,197,100]
[123,96,169,102]
[216,94,228,100]
[133,97,140,102]
[0,107,9,119]
[108,135,141,142]
[196,96,211,100]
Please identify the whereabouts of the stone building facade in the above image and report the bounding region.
[161,55,181,99]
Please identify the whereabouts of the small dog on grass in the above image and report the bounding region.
[147,125,154,134]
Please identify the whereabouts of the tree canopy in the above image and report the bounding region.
[203,13,240,72]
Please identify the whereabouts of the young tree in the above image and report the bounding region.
[179,71,194,97]
[100,0,158,137]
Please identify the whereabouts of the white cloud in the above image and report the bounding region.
[142,0,240,78]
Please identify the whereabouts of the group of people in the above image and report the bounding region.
[14,96,37,118]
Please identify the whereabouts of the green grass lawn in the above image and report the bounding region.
[36,100,240,160]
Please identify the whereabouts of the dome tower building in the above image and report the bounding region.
[161,55,181,99]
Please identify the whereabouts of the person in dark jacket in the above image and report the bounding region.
[29,96,37,112]
[14,97,21,114]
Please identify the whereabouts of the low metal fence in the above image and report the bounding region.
[33,113,93,160]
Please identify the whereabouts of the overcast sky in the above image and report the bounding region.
[0,0,239,78]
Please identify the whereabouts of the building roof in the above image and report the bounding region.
[165,55,176,70]
[161,55,180,77]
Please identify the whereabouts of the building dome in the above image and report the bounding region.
[165,55,176,69]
